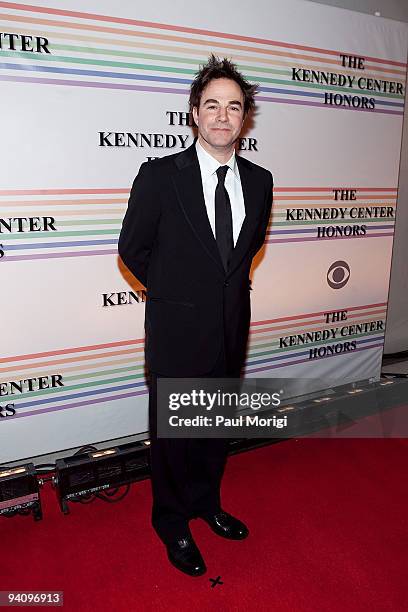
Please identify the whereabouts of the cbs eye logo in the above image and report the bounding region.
[327,260,350,289]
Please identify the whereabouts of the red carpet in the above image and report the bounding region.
[2,436,408,611]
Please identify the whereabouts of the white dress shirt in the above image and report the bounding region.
[195,139,245,247]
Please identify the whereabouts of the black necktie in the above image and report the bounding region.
[215,165,234,272]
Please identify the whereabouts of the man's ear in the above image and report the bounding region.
[192,106,199,127]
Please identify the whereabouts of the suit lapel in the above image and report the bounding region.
[172,142,264,278]
[172,143,225,275]
[227,155,264,277]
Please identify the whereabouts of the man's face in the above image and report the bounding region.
[192,77,245,151]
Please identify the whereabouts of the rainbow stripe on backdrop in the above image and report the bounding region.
[0,187,124,261]
[1,302,386,420]
[0,2,406,116]
[268,187,397,243]
[0,186,398,261]
[244,302,386,374]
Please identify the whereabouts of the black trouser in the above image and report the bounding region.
[147,344,240,545]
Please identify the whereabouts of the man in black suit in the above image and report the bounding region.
[118,55,273,576]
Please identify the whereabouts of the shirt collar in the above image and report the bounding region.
[195,139,239,180]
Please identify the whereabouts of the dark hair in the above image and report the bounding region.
[189,54,258,116]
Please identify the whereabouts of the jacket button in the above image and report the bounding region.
[224,281,229,287]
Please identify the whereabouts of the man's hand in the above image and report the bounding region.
[118,161,161,288]
[252,170,273,257]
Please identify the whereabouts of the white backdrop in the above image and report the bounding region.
[1,0,407,462]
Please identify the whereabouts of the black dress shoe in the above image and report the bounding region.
[166,536,207,576]
[201,511,249,540]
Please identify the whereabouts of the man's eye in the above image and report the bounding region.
[207,105,217,109]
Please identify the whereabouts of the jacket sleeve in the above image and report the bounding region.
[252,170,273,256]
[118,162,161,288]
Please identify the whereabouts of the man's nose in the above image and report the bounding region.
[217,106,228,121]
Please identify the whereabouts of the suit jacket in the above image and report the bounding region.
[118,141,273,376]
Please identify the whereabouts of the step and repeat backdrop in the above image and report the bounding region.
[1,0,407,462]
